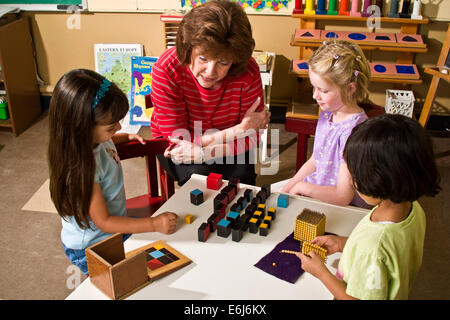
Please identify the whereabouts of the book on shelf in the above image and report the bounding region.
[94,43,143,102]
[129,56,158,126]
[94,43,143,132]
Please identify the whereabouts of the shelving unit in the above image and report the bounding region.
[285,13,428,168]
[418,24,450,127]
[292,14,429,64]
[0,15,41,136]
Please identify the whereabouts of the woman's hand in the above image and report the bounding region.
[239,97,271,132]
[164,138,204,164]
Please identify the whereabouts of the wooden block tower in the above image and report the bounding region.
[294,209,326,242]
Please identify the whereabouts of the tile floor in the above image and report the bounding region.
[0,112,448,299]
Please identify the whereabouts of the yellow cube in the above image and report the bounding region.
[294,209,326,242]
[184,214,194,224]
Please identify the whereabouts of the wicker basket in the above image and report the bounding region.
[385,89,415,118]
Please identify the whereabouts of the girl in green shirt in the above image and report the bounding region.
[296,114,441,300]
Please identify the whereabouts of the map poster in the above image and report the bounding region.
[94,43,143,102]
[130,56,158,126]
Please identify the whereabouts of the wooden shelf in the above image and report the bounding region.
[0,16,41,136]
[290,35,428,53]
[292,14,429,25]
[0,119,13,127]
[424,67,450,82]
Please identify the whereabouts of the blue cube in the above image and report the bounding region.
[277,194,289,208]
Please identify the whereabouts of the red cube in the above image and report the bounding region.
[206,173,223,190]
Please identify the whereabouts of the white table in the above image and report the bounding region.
[66,174,368,300]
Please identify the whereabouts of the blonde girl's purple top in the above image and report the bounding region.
[304,110,370,208]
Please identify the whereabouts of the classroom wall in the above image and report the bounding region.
[25,10,449,116]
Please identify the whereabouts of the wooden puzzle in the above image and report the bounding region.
[292,60,420,81]
[292,29,425,50]
[126,240,191,280]
[86,234,191,299]
[294,208,326,242]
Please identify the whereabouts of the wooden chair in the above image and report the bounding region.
[115,139,175,218]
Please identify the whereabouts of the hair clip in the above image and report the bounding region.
[322,40,328,45]
[333,53,339,60]
[354,70,359,77]
[92,78,111,110]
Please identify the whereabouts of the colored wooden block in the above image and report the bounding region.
[256,190,267,204]
[221,185,236,203]
[190,188,203,206]
[226,211,240,226]
[230,203,241,213]
[267,207,277,220]
[294,209,326,242]
[277,194,289,208]
[184,214,194,224]
[217,219,231,238]
[236,196,247,211]
[198,222,210,242]
[214,202,226,219]
[206,173,223,190]
[229,177,240,191]
[302,241,327,261]
[232,222,244,242]
[257,203,266,215]
[253,210,263,224]
[261,184,271,197]
[214,193,228,209]
[244,189,253,203]
[251,197,260,206]
[245,203,256,216]
[238,213,251,231]
[249,217,259,233]
[259,223,269,236]
[207,213,220,232]
[263,215,272,229]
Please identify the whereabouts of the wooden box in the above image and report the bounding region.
[85,233,191,299]
[85,233,150,300]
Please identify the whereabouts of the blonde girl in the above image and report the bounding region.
[279,40,372,208]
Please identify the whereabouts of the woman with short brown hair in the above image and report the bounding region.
[151,0,270,186]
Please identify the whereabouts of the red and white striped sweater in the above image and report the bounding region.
[150,47,264,154]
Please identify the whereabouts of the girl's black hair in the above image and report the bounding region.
[344,114,441,203]
[48,69,128,229]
